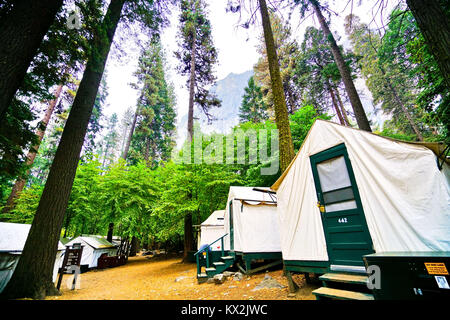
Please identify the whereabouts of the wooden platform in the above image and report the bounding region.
[313,287,374,300]
[319,273,368,285]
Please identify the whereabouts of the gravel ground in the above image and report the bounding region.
[48,255,318,300]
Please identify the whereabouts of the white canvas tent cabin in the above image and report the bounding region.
[197,210,225,251]
[194,210,226,277]
[223,187,282,274]
[196,186,283,281]
[65,236,117,271]
[271,119,450,298]
[0,222,65,293]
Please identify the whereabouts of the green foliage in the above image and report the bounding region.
[403,19,449,142]
[289,105,332,151]
[27,108,70,186]
[0,99,38,197]
[361,9,448,141]
[376,127,417,142]
[96,160,159,239]
[0,185,43,223]
[294,26,356,115]
[152,162,243,241]
[346,13,425,138]
[65,157,104,236]
[239,76,268,123]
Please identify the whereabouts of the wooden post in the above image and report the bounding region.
[196,254,200,275]
[286,270,299,293]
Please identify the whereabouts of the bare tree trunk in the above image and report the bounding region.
[102,141,111,167]
[144,140,150,165]
[183,213,194,260]
[187,31,196,141]
[310,0,372,132]
[184,5,197,261]
[334,87,350,126]
[63,211,72,238]
[377,65,424,141]
[406,0,450,89]
[0,0,63,121]
[107,223,114,243]
[328,83,345,125]
[258,0,295,172]
[1,0,126,300]
[129,236,138,257]
[3,83,64,213]
[120,125,129,156]
[121,104,139,160]
[385,77,423,141]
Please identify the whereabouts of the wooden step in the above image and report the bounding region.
[330,264,366,274]
[197,273,208,278]
[213,262,225,267]
[221,256,234,260]
[313,287,374,300]
[320,273,368,286]
[205,267,216,273]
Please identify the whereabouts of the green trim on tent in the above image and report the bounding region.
[284,260,329,274]
[310,143,374,268]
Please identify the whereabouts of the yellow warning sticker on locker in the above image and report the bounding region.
[425,263,449,275]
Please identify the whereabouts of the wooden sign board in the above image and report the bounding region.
[56,244,83,290]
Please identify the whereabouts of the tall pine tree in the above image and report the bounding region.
[239,76,268,123]
[294,26,354,125]
[175,0,220,140]
[175,0,220,259]
[130,38,176,167]
[254,12,302,115]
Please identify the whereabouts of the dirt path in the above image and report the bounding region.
[48,255,318,300]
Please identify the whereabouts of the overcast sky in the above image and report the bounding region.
[102,0,397,142]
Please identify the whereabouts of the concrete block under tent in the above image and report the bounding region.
[64,236,117,270]
[0,222,65,293]
[271,119,450,300]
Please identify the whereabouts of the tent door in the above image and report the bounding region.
[310,143,374,268]
[229,200,234,251]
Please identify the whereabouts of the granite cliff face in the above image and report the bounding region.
[178,70,253,140]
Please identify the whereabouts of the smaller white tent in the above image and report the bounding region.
[65,236,117,269]
[223,186,281,253]
[0,222,65,293]
[197,210,225,251]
